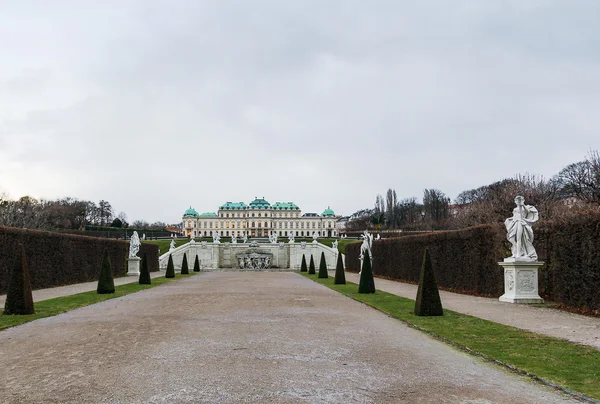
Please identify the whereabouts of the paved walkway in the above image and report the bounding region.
[0,272,576,403]
[0,271,165,306]
[340,271,600,350]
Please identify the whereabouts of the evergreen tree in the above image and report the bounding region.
[414,248,444,316]
[358,251,375,294]
[334,252,346,285]
[139,252,151,285]
[3,243,34,315]
[97,248,115,294]
[165,254,175,278]
[318,252,328,278]
[181,253,189,274]
[193,255,200,272]
[308,255,316,274]
[300,255,307,272]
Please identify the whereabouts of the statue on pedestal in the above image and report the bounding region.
[231,234,237,244]
[288,231,295,244]
[312,232,318,243]
[359,230,373,261]
[212,232,221,244]
[169,239,176,251]
[332,240,338,250]
[129,231,141,258]
[269,233,278,244]
[504,196,539,261]
[241,234,248,243]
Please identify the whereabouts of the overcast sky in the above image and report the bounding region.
[1,1,599,224]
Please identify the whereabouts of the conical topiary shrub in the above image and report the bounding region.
[97,248,115,294]
[300,255,307,272]
[3,243,34,315]
[358,250,375,294]
[308,255,316,274]
[414,248,443,316]
[139,252,151,285]
[193,255,200,272]
[334,252,346,285]
[318,252,328,278]
[181,253,189,274]
[165,254,175,278]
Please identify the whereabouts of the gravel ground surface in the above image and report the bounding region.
[341,271,600,350]
[0,272,577,403]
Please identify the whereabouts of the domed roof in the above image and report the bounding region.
[272,202,300,210]
[199,212,218,217]
[183,207,199,217]
[219,201,248,210]
[249,197,271,209]
[321,206,335,217]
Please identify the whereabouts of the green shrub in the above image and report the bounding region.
[318,252,328,278]
[358,251,375,294]
[308,255,316,275]
[181,253,189,274]
[97,248,115,294]
[414,248,443,316]
[165,255,175,278]
[300,255,307,272]
[193,255,200,272]
[3,243,34,315]
[334,252,346,285]
[139,252,151,285]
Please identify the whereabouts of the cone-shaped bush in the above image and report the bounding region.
[165,254,175,278]
[300,255,307,272]
[3,243,34,315]
[318,252,328,278]
[334,252,346,285]
[97,248,115,294]
[139,252,151,285]
[193,255,200,272]
[181,253,189,274]
[308,255,316,274]
[414,248,443,316]
[358,251,375,294]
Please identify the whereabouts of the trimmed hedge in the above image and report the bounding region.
[345,214,600,312]
[345,225,507,296]
[0,226,159,293]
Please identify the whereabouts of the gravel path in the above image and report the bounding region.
[0,272,577,403]
[341,271,600,350]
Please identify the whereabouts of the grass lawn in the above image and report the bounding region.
[302,273,600,401]
[0,273,198,331]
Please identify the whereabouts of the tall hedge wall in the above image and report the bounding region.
[345,225,506,296]
[345,213,600,311]
[0,226,159,293]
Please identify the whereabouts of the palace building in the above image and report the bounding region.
[182,197,340,238]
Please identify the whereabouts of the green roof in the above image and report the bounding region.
[219,201,248,210]
[183,207,199,217]
[199,212,218,217]
[249,197,270,209]
[321,206,335,217]
[272,202,300,210]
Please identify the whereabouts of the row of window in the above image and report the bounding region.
[220,212,301,218]
[189,230,337,237]
[186,220,335,229]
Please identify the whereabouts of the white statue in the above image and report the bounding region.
[312,232,318,243]
[270,233,278,244]
[175,234,178,239]
[190,233,195,240]
[142,233,146,240]
[359,230,373,261]
[288,231,295,243]
[332,240,338,250]
[212,232,221,244]
[231,234,237,244]
[129,231,141,258]
[169,239,176,251]
[505,196,539,261]
[376,234,381,241]
[242,234,248,243]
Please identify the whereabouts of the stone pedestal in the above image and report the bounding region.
[498,260,544,304]
[127,257,141,276]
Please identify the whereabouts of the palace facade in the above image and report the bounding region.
[182,197,340,238]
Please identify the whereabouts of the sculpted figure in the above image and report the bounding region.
[270,233,278,244]
[212,232,221,244]
[129,231,141,258]
[169,239,176,251]
[359,230,373,261]
[242,234,248,243]
[312,232,318,243]
[505,196,539,261]
[332,240,338,250]
[288,231,295,243]
[231,234,237,244]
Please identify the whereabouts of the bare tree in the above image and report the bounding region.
[557,150,600,205]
